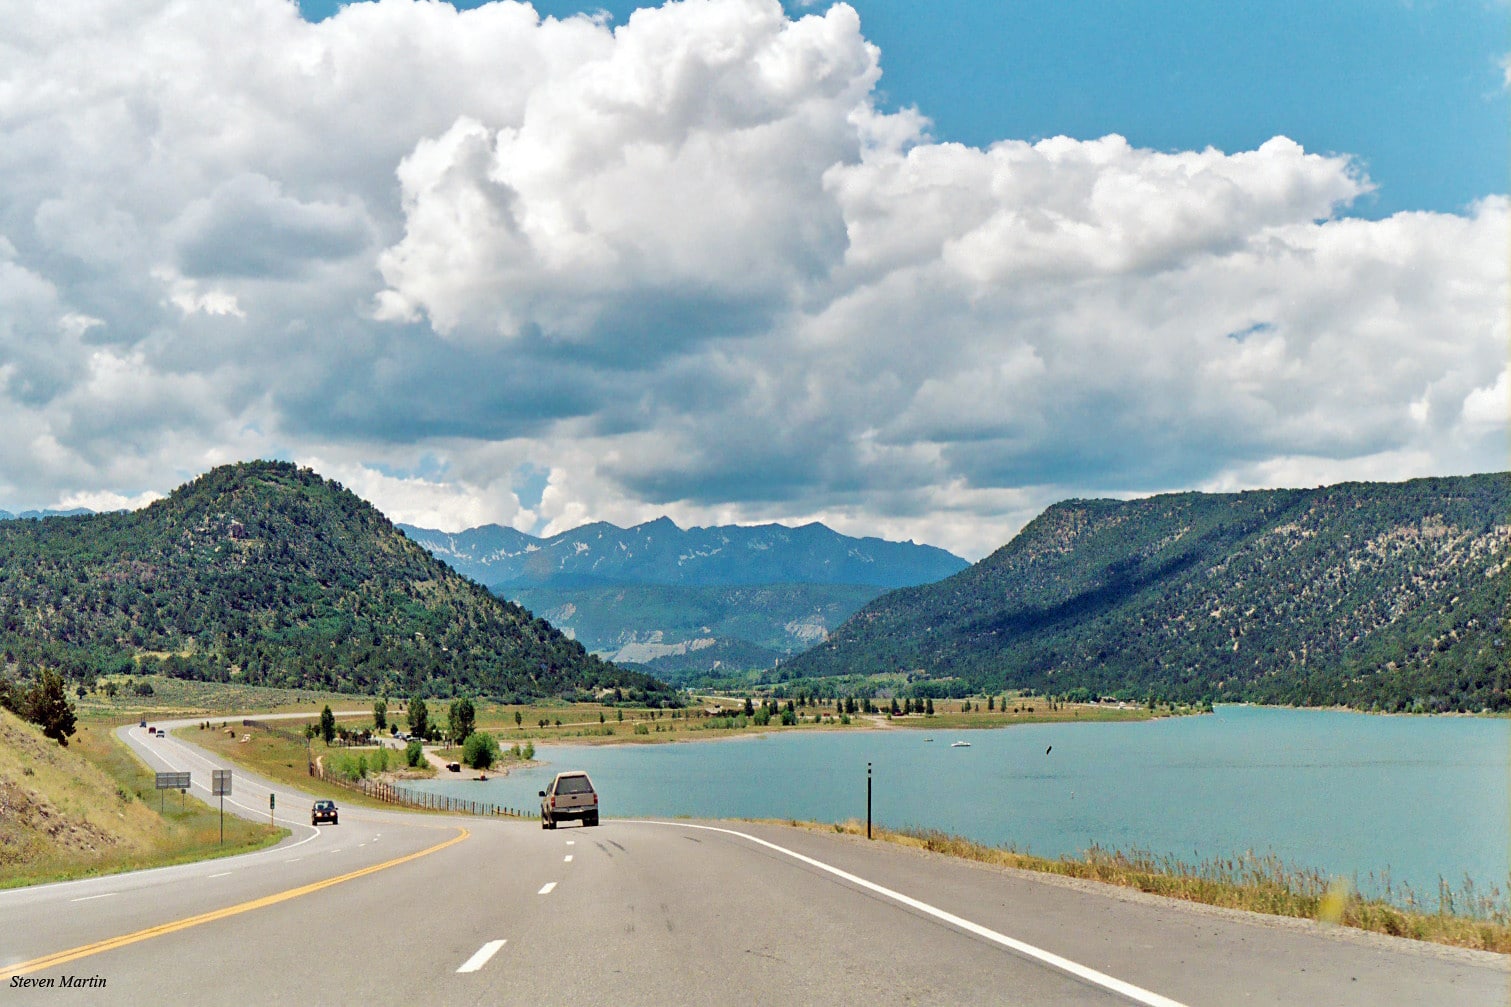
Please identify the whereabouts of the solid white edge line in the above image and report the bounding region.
[537,882,557,895]
[456,939,506,974]
[625,821,1189,1007]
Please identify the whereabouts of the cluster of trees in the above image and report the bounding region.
[0,461,680,706]
[0,668,77,745]
[787,475,1509,712]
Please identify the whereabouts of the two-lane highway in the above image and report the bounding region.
[3,724,1505,1005]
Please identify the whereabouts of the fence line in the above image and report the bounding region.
[308,756,527,819]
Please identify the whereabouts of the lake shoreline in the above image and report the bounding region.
[407,706,1509,920]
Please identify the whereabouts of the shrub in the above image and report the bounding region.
[462,731,500,770]
[633,723,649,735]
[522,741,535,760]
[404,739,425,768]
[330,753,367,781]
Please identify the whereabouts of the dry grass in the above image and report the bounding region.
[0,710,284,889]
[785,820,1511,954]
[76,675,384,721]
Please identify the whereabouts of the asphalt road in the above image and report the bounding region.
[2,721,1504,1006]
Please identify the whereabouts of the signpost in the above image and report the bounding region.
[154,771,190,813]
[269,791,275,826]
[212,770,232,844]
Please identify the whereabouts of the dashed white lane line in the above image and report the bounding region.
[457,939,507,974]
[537,882,557,895]
[565,840,575,846]
[564,855,573,863]
[208,872,232,879]
[70,893,117,903]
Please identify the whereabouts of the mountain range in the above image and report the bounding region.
[397,518,966,589]
[399,519,969,676]
[0,508,94,521]
[785,473,1509,713]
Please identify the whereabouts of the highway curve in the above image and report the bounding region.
[1,721,1504,1006]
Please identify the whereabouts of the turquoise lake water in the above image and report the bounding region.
[411,706,1509,901]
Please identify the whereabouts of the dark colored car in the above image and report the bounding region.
[539,771,598,829]
[311,799,339,826]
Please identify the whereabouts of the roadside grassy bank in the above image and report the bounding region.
[780,819,1511,954]
[0,710,285,889]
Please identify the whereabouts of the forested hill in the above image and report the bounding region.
[785,474,1510,712]
[0,462,674,704]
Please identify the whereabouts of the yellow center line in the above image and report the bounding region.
[1,827,469,980]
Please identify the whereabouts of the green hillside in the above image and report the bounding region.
[786,474,1509,712]
[0,461,674,704]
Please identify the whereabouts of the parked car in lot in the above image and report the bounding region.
[539,771,598,829]
[311,799,339,826]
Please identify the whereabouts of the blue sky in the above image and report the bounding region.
[301,0,1509,218]
[2,0,1506,558]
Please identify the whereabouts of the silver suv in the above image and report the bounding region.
[539,771,598,829]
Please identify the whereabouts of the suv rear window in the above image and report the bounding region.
[555,775,594,795]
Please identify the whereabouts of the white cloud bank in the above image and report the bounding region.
[0,0,1503,559]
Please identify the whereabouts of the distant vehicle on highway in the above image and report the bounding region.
[139,719,147,728]
[540,771,598,829]
[311,799,339,826]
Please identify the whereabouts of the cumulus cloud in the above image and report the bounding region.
[0,0,1503,559]
[375,0,873,344]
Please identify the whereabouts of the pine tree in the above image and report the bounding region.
[29,669,77,747]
